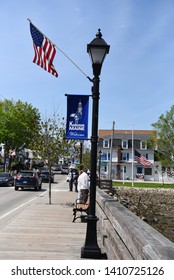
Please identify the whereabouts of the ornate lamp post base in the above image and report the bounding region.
[81,215,102,259]
[81,247,102,259]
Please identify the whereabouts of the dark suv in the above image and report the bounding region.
[15,170,42,191]
[39,171,54,183]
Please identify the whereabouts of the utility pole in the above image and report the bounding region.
[109,121,115,180]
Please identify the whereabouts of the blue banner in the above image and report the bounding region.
[66,95,89,140]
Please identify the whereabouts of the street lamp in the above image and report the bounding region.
[81,29,110,259]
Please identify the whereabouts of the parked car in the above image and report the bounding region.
[39,166,48,173]
[51,164,61,172]
[0,172,14,187]
[39,171,54,183]
[61,166,69,174]
[14,170,42,191]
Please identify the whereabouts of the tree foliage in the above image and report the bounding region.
[0,99,41,154]
[32,114,77,166]
[152,105,174,163]
[0,99,78,168]
[81,147,91,170]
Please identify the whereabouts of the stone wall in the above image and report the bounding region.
[113,187,174,242]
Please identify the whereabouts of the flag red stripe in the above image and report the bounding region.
[134,150,151,166]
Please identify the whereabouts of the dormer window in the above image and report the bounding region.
[141,141,147,150]
[122,139,128,149]
[103,139,109,148]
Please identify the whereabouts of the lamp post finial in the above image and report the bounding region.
[96,29,102,38]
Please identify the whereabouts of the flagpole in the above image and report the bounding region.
[123,165,125,185]
[132,126,134,187]
[55,46,92,81]
[109,121,115,180]
[27,18,92,81]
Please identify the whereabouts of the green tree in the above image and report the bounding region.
[75,143,91,171]
[81,147,91,170]
[0,99,41,167]
[152,105,174,163]
[32,114,76,166]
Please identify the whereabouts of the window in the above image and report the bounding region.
[123,166,126,173]
[137,167,143,174]
[141,141,147,150]
[101,153,110,161]
[103,140,109,148]
[141,153,149,159]
[162,166,165,172]
[121,153,129,161]
[144,168,152,175]
[122,139,128,149]
[101,153,107,160]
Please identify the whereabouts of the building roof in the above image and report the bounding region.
[99,129,153,136]
[99,129,154,140]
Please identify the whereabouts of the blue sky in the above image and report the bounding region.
[1,0,174,132]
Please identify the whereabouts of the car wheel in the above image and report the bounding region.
[15,186,18,191]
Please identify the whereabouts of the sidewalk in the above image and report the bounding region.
[0,180,92,260]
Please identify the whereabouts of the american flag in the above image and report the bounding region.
[134,150,151,166]
[10,149,16,156]
[30,23,58,77]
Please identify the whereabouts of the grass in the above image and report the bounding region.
[112,181,174,189]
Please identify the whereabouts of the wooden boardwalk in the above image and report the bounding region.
[0,187,95,260]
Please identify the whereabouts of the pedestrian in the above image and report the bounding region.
[87,169,90,180]
[77,168,90,203]
[69,169,74,191]
[73,170,79,192]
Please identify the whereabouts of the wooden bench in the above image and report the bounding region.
[72,193,90,222]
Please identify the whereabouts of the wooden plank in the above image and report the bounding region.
[0,190,92,259]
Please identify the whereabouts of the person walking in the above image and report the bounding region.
[77,168,90,203]
[73,170,79,192]
[69,169,74,191]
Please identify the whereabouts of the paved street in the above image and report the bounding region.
[0,174,92,259]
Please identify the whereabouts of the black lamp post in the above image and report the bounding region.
[81,29,110,259]
[80,140,83,164]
